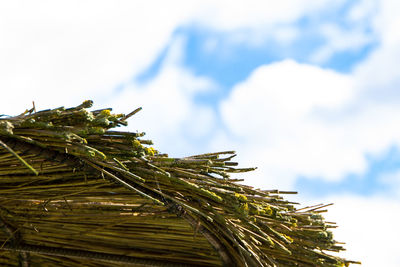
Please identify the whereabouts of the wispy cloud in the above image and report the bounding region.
[108,37,218,156]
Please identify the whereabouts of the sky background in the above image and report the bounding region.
[1,1,399,266]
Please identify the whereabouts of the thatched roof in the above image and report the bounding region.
[0,101,359,266]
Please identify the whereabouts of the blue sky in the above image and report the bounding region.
[137,23,376,101]
[1,1,400,266]
[139,0,377,85]
[134,9,380,198]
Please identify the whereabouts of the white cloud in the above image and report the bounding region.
[0,0,345,115]
[213,0,400,190]
[0,0,197,114]
[191,0,345,48]
[353,1,400,103]
[194,0,337,31]
[310,0,400,66]
[319,195,400,267]
[347,0,378,23]
[107,37,217,157]
[308,0,380,64]
[372,0,400,44]
[218,60,362,188]
[217,59,400,190]
[310,23,374,63]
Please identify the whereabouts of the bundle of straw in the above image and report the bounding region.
[0,101,359,266]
